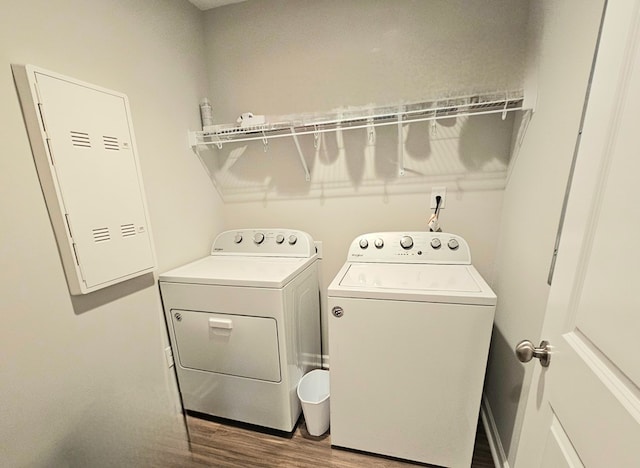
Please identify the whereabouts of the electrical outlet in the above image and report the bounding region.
[430,187,447,209]
[164,346,174,368]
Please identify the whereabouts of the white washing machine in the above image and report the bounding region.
[328,232,496,468]
[159,229,321,432]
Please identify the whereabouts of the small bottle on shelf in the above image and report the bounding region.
[200,98,213,129]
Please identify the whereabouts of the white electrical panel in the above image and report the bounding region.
[12,64,156,295]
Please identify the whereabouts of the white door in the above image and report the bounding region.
[515,1,640,467]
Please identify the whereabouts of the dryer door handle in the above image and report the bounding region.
[209,318,233,330]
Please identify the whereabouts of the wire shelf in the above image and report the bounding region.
[188,90,530,182]
[189,90,526,147]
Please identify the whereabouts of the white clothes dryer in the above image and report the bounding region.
[328,232,496,468]
[159,229,321,432]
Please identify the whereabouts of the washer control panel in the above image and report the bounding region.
[211,229,316,257]
[347,232,471,264]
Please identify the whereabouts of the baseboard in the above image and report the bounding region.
[480,393,510,468]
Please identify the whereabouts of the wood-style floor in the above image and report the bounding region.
[143,413,495,467]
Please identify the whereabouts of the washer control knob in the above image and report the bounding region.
[288,235,297,245]
[431,238,442,249]
[234,234,243,244]
[253,232,265,244]
[374,238,384,249]
[400,236,414,250]
[448,238,459,250]
[359,238,369,249]
[275,234,285,244]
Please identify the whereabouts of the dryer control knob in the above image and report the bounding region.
[253,233,265,244]
[275,234,285,244]
[400,236,414,250]
[288,235,297,245]
[234,234,243,244]
[448,238,459,250]
[431,238,442,249]
[359,238,369,249]
[374,238,384,249]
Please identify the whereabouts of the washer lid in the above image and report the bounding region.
[159,255,316,288]
[329,263,496,305]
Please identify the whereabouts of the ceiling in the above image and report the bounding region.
[188,0,247,10]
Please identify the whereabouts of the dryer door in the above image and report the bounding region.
[170,309,281,382]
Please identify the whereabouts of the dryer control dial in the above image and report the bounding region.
[400,236,414,250]
[288,235,298,245]
[253,232,265,244]
[431,238,442,249]
[275,234,285,244]
[374,238,384,249]
[234,234,243,244]
[359,238,369,249]
[448,238,459,250]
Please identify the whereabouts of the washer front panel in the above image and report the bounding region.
[327,296,494,467]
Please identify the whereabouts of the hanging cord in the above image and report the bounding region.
[429,196,443,232]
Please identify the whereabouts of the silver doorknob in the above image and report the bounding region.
[515,340,551,367]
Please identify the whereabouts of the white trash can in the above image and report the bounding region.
[297,369,330,436]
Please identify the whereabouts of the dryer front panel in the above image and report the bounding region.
[170,309,281,382]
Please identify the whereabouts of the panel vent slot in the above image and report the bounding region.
[70,131,91,148]
[92,227,111,243]
[103,135,120,151]
[121,223,136,238]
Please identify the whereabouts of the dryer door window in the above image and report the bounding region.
[170,309,281,382]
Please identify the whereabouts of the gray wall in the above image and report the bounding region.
[205,0,527,119]
[0,0,223,465]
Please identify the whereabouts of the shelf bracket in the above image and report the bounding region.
[188,131,204,162]
[290,127,311,181]
[397,109,405,176]
[367,118,376,145]
[501,97,509,120]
